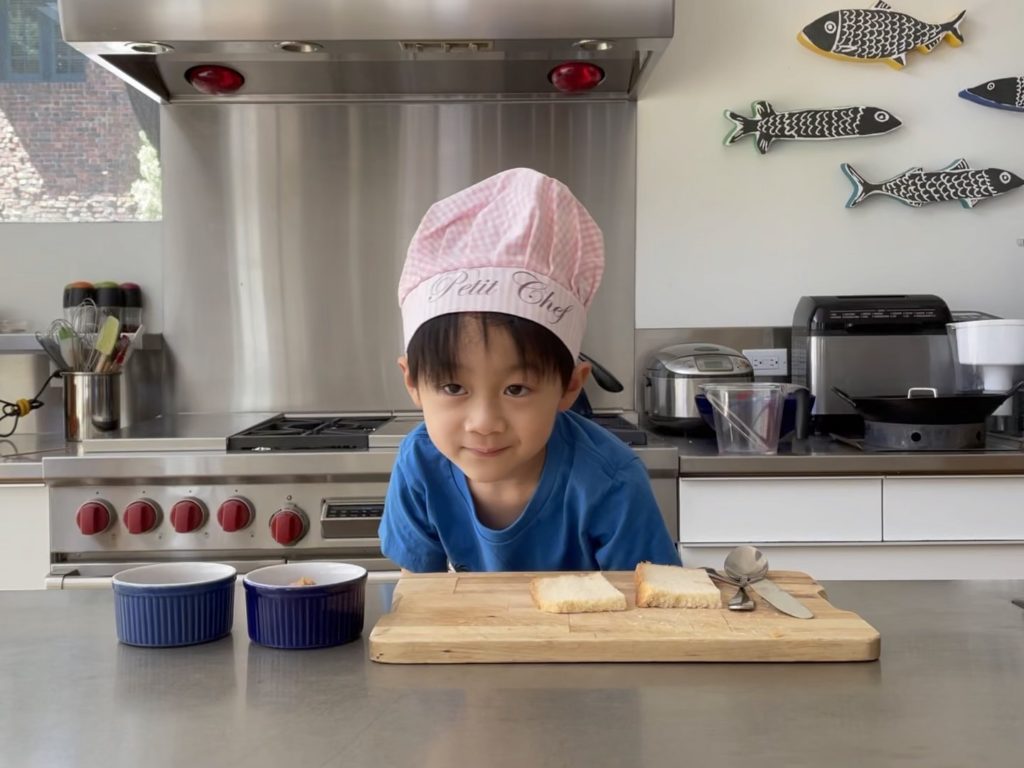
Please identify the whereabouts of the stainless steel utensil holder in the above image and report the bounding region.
[62,372,121,442]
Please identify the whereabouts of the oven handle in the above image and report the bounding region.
[46,575,112,590]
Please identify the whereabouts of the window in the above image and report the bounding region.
[0,0,161,222]
[1,0,85,82]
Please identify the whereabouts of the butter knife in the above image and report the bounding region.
[748,578,814,619]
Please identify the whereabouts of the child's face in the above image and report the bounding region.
[399,321,588,486]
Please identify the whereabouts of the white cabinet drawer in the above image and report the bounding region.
[883,476,1024,541]
[679,477,882,543]
[0,483,49,590]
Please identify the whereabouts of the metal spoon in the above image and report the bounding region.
[724,545,769,583]
[727,578,755,611]
[700,567,753,611]
[724,546,769,611]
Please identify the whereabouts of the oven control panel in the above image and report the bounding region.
[322,500,384,539]
[50,481,387,554]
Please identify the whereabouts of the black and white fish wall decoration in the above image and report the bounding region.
[799,1,966,70]
[959,77,1024,113]
[724,101,901,154]
[842,159,1024,209]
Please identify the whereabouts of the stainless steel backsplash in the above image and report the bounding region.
[162,102,637,414]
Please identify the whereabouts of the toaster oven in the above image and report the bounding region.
[791,295,955,434]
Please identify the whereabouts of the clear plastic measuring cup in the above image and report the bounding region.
[699,382,785,455]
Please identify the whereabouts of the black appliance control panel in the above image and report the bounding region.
[793,295,952,335]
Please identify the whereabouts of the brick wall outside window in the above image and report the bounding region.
[0,44,159,221]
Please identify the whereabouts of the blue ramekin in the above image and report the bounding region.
[243,562,367,649]
[112,562,237,647]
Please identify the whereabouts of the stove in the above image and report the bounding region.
[830,429,1024,453]
[45,411,675,588]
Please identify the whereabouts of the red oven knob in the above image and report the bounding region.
[76,500,114,535]
[217,497,254,532]
[170,499,207,533]
[269,507,308,546]
[124,500,161,534]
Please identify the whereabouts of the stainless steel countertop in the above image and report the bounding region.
[655,432,1024,476]
[79,412,281,452]
[1,581,1022,768]
[13,411,1024,483]
[81,412,424,452]
[0,433,70,482]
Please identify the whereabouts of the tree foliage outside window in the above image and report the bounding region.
[131,132,162,221]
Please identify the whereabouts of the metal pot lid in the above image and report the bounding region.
[646,343,753,377]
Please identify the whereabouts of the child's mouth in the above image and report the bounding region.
[466,446,509,457]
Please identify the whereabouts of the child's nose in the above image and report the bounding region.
[465,397,505,434]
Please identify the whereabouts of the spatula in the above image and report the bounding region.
[91,315,121,372]
[112,324,144,371]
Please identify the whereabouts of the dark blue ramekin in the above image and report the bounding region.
[243,563,367,649]
[112,562,237,647]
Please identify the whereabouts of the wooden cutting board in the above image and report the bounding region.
[369,570,880,663]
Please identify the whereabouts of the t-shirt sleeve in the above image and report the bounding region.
[379,445,449,573]
[592,456,682,570]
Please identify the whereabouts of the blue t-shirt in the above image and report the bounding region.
[380,410,681,572]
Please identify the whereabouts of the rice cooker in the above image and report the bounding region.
[643,343,754,430]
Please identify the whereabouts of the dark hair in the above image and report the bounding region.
[406,312,575,390]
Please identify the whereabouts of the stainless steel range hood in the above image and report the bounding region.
[57,0,674,103]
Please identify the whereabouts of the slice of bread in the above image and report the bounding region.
[530,573,627,614]
[635,563,722,609]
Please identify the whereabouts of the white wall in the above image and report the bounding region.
[638,0,1024,327]
[0,223,162,331]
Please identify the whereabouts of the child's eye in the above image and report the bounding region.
[439,383,465,396]
[505,384,531,397]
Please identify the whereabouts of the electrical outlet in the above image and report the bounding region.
[742,348,789,377]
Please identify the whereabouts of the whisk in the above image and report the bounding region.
[34,316,144,374]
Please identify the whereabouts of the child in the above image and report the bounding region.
[380,168,680,573]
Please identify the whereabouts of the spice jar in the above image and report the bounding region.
[120,282,143,332]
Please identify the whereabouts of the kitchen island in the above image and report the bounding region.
[1,580,1022,767]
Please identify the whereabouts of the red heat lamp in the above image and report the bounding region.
[185,65,245,95]
[548,62,605,93]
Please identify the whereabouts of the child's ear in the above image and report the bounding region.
[397,356,423,408]
[558,361,591,411]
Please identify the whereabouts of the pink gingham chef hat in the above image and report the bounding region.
[398,168,605,361]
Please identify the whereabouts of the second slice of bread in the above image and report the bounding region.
[530,573,627,614]
[635,563,722,609]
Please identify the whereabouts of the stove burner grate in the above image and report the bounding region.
[227,414,391,452]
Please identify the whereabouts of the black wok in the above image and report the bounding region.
[832,383,1024,425]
